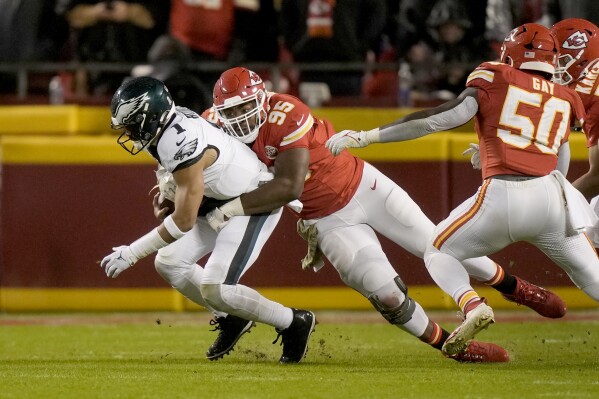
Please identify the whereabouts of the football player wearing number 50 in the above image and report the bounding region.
[203,65,568,363]
[326,23,599,356]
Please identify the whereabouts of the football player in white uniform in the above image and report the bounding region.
[100,77,316,364]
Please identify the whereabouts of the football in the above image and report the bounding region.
[159,198,175,216]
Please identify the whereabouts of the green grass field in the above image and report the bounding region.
[1,310,598,399]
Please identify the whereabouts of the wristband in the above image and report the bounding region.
[129,227,169,260]
[220,197,245,217]
[365,128,380,144]
[163,215,186,239]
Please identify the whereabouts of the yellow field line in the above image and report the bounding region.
[1,286,596,312]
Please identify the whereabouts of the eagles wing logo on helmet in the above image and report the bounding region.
[174,139,199,161]
[113,92,150,125]
[563,31,589,49]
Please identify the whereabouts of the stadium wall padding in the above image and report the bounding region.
[0,106,595,311]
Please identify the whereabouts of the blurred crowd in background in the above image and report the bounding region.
[1,0,599,111]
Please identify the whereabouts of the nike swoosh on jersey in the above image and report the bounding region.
[281,115,314,146]
[370,180,377,190]
[176,137,185,146]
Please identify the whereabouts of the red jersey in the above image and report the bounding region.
[572,60,599,147]
[251,93,363,219]
[170,0,234,60]
[466,62,588,179]
[202,94,364,219]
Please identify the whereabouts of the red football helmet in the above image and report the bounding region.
[551,18,599,85]
[213,67,268,144]
[500,23,558,75]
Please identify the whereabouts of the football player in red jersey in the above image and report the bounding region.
[551,18,599,247]
[326,23,599,356]
[203,65,567,363]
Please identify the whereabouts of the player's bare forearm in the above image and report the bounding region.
[167,155,211,234]
[239,177,300,214]
[239,148,309,214]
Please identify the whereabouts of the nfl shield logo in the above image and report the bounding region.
[265,146,278,160]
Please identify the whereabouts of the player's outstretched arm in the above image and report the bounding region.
[326,88,480,156]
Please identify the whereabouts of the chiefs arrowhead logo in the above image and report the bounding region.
[505,28,518,42]
[563,31,589,50]
[249,71,263,85]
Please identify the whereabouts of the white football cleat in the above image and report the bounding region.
[442,302,495,356]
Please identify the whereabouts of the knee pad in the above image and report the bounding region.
[200,283,226,310]
[201,282,243,315]
[154,255,171,277]
[154,253,194,282]
[368,276,416,325]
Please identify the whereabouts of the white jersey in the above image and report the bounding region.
[150,107,272,200]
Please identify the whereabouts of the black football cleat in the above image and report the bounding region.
[273,309,316,364]
[205,315,255,360]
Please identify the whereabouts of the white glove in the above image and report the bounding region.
[206,207,228,233]
[462,143,481,170]
[100,245,138,278]
[325,129,372,156]
[155,166,177,202]
[205,197,245,232]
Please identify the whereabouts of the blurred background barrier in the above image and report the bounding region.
[0,106,594,311]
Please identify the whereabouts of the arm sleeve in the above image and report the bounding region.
[379,96,479,142]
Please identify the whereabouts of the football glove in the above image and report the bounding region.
[155,166,176,203]
[100,245,138,278]
[462,143,481,170]
[206,198,245,232]
[325,129,371,156]
[206,207,228,233]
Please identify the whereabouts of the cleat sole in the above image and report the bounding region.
[443,305,495,356]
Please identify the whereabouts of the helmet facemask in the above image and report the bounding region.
[553,52,580,85]
[112,104,172,155]
[551,18,599,85]
[215,90,267,144]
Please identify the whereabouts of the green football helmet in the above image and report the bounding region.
[111,77,174,155]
